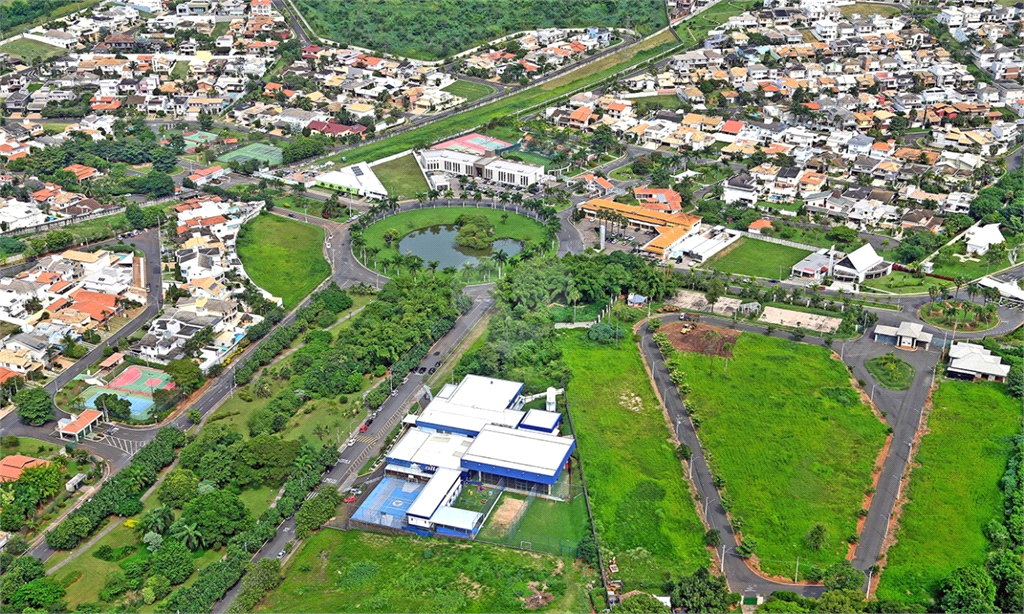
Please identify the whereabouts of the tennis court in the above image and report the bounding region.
[432,132,512,156]
[81,386,155,419]
[217,143,283,165]
[351,477,423,529]
[108,365,175,395]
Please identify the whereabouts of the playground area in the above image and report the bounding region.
[217,142,283,166]
[80,365,176,420]
[351,477,423,529]
[432,132,512,156]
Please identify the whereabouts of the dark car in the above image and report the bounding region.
[418,366,427,374]
[434,361,441,367]
[288,213,296,218]
[433,351,440,356]
[428,368,436,374]
[366,418,374,426]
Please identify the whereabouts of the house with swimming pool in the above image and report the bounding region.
[351,374,575,538]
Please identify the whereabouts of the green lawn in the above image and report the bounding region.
[860,271,952,294]
[239,485,278,518]
[706,238,811,279]
[211,21,230,38]
[441,80,495,103]
[666,334,888,577]
[876,381,1022,609]
[609,166,639,181]
[503,149,551,169]
[1,436,60,459]
[840,2,901,18]
[371,154,429,200]
[358,207,546,283]
[558,330,709,588]
[929,254,1012,280]
[637,94,685,109]
[865,353,916,391]
[0,37,66,61]
[257,530,596,613]
[170,60,190,80]
[237,214,330,309]
[316,28,681,166]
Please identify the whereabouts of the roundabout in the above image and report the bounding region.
[353,206,553,283]
[918,299,1000,332]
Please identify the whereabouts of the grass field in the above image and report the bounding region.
[860,271,952,294]
[876,381,1022,608]
[358,207,546,280]
[677,0,758,45]
[256,530,596,613]
[476,490,590,556]
[666,333,888,577]
[372,154,429,200]
[442,79,495,103]
[929,254,1012,280]
[0,0,98,40]
[840,2,901,18]
[1,436,60,459]
[558,330,709,588]
[237,214,329,309]
[316,28,683,166]
[0,37,66,61]
[636,94,685,109]
[504,149,551,169]
[706,238,811,279]
[170,60,189,80]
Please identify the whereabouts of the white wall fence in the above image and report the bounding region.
[741,230,822,253]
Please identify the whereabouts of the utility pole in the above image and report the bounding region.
[795,557,799,582]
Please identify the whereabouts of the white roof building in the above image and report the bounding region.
[965,223,1004,256]
[948,342,1011,381]
[832,243,892,283]
[315,162,388,200]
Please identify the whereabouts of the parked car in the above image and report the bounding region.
[343,495,357,504]
[358,424,368,433]
[418,366,427,374]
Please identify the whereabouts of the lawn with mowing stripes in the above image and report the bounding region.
[706,238,811,279]
[666,333,888,577]
[876,381,1022,609]
[237,214,329,309]
[372,153,429,200]
[316,28,684,166]
[441,80,495,103]
[558,330,708,588]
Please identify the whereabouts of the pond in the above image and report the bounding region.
[397,225,522,270]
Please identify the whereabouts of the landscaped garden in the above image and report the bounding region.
[919,299,999,332]
[865,352,916,390]
[663,333,888,577]
[876,381,1022,610]
[860,271,951,294]
[705,238,811,280]
[354,207,548,283]
[256,530,597,613]
[237,213,330,309]
[558,329,709,588]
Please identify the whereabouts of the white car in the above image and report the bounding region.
[688,260,699,267]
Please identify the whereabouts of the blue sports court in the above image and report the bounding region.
[351,477,423,529]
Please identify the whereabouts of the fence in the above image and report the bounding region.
[741,230,822,253]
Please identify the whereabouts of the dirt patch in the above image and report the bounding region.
[619,390,644,413]
[759,306,841,333]
[489,495,526,534]
[669,289,743,316]
[659,322,740,357]
[457,573,483,600]
[521,581,555,610]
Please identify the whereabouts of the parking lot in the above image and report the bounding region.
[574,218,655,254]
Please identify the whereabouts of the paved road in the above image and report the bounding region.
[211,283,496,613]
[639,315,826,600]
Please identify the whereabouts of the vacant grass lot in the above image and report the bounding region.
[1,437,60,459]
[257,530,595,613]
[441,80,495,103]
[706,238,811,279]
[558,330,708,588]
[0,37,65,61]
[237,214,329,309]
[667,334,888,577]
[372,154,429,200]
[840,2,901,18]
[318,28,681,166]
[876,381,1022,608]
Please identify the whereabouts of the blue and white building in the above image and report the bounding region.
[355,375,574,537]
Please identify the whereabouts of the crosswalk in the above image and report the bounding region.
[102,435,145,456]
[354,434,378,444]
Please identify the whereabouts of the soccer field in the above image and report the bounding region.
[706,238,811,279]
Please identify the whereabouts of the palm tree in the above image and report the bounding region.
[493,250,509,278]
[173,522,204,551]
[428,260,439,274]
[966,282,980,302]
[567,284,581,323]
[953,276,968,299]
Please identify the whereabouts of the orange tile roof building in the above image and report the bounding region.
[578,198,702,262]
[0,455,50,483]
